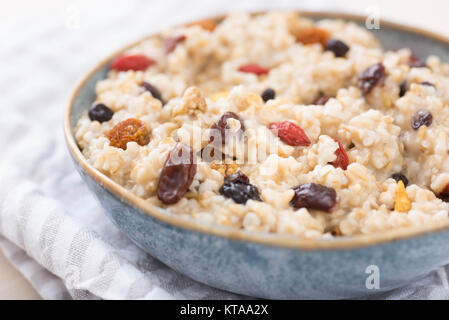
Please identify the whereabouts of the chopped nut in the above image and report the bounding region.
[394,181,411,212]
[172,87,207,116]
[210,161,242,176]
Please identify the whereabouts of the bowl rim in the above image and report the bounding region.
[64,10,449,251]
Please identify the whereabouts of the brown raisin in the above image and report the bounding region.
[108,118,150,150]
[141,82,164,104]
[210,112,245,145]
[164,34,186,53]
[358,63,386,95]
[157,144,197,204]
[391,173,409,187]
[290,183,337,212]
[314,94,331,105]
[438,184,449,202]
[325,39,350,57]
[411,109,433,130]
[399,81,408,97]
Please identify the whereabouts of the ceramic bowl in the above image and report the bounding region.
[64,11,449,299]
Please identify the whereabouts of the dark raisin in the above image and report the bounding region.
[314,94,331,105]
[391,173,409,187]
[157,144,197,204]
[261,88,276,102]
[358,63,386,95]
[88,103,113,123]
[420,81,435,87]
[409,54,427,68]
[438,184,449,202]
[325,39,350,57]
[399,81,408,97]
[412,109,433,130]
[290,183,337,212]
[219,171,261,204]
[210,112,245,144]
[142,82,164,104]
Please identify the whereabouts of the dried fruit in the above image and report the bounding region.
[411,109,433,130]
[314,94,331,105]
[164,34,186,53]
[391,173,409,187]
[399,81,408,97]
[438,184,449,202]
[290,183,337,212]
[325,39,350,57]
[296,27,330,47]
[157,144,197,204]
[238,64,270,76]
[268,121,311,147]
[358,63,386,95]
[331,139,349,170]
[210,112,245,144]
[110,54,156,71]
[142,82,164,104]
[88,103,113,123]
[394,180,411,212]
[187,19,217,32]
[261,88,276,102]
[409,54,427,68]
[420,81,435,87]
[108,118,150,150]
[219,171,261,204]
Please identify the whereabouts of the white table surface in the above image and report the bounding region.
[1,0,449,300]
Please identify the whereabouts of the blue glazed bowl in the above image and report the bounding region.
[65,12,449,299]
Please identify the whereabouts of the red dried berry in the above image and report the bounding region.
[110,54,156,71]
[157,144,197,205]
[358,63,386,95]
[238,64,270,76]
[331,139,349,170]
[268,121,311,147]
[290,183,337,212]
[409,54,427,68]
[164,35,186,53]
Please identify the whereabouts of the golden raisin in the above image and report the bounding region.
[296,27,331,47]
[187,19,217,32]
[108,118,150,150]
[394,181,411,213]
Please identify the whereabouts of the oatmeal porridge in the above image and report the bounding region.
[75,12,449,239]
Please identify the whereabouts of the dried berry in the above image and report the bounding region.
[210,112,245,144]
[164,34,186,53]
[187,19,217,32]
[290,183,337,212]
[108,118,150,150]
[409,54,427,68]
[238,64,270,76]
[261,88,276,102]
[391,173,409,187]
[268,121,311,147]
[88,103,113,123]
[219,171,261,204]
[420,81,435,87]
[358,63,386,95]
[411,109,433,130]
[325,39,349,57]
[438,184,449,202]
[157,144,197,204]
[141,82,164,104]
[399,81,408,97]
[296,27,330,47]
[331,139,349,170]
[110,54,156,71]
[314,94,331,105]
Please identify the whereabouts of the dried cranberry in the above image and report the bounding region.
[325,39,350,57]
[157,144,197,204]
[409,55,427,68]
[261,88,276,102]
[219,171,261,204]
[331,139,349,170]
[411,109,433,130]
[210,112,245,144]
[438,184,449,202]
[358,63,386,95]
[290,183,337,212]
[88,103,113,123]
[164,34,186,53]
[314,94,331,105]
[391,173,409,187]
[399,81,408,97]
[268,121,310,147]
[238,64,270,75]
[142,82,164,104]
[110,54,156,71]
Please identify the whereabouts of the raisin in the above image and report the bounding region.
[210,112,245,144]
[261,88,276,102]
[157,144,197,204]
[187,19,217,32]
[421,81,435,87]
[314,94,331,105]
[391,173,409,187]
[164,34,186,53]
[296,27,330,47]
[219,171,261,204]
[358,63,386,95]
[141,82,164,104]
[331,139,349,170]
[399,81,408,97]
[438,184,449,202]
[238,64,270,75]
[268,121,311,147]
[409,54,427,68]
[325,39,349,57]
[110,54,156,71]
[290,183,337,212]
[108,118,150,150]
[411,109,433,130]
[88,103,113,123]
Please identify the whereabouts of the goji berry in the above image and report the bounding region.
[110,54,156,71]
[268,121,310,147]
[331,139,349,170]
[238,64,270,76]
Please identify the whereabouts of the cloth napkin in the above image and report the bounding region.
[1,0,449,300]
